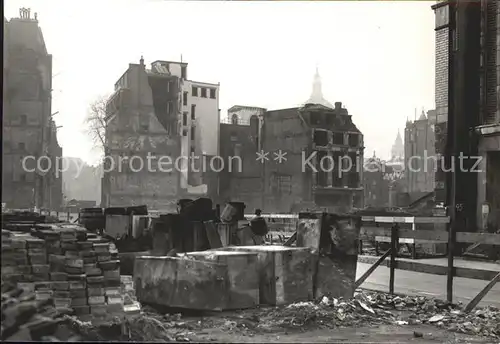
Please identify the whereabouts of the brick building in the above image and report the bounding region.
[101,57,220,210]
[218,68,364,213]
[432,0,500,230]
[404,109,437,194]
[2,9,63,210]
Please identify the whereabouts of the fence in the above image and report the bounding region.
[358,216,500,312]
[246,213,500,312]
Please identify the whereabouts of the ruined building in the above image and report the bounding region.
[101,57,219,210]
[2,10,63,210]
[219,68,364,213]
[404,109,436,195]
[433,0,500,230]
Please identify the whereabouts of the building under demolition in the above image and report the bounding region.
[101,57,220,211]
[433,0,500,231]
[218,68,364,213]
[2,9,63,210]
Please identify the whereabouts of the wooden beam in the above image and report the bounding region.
[357,256,499,281]
[389,225,398,294]
[284,232,297,247]
[464,272,500,313]
[447,220,454,303]
[456,232,500,245]
[354,249,391,289]
[361,216,450,224]
[360,227,500,245]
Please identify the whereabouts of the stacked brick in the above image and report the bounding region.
[1,225,132,319]
[120,275,141,314]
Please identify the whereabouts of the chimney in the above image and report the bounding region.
[335,102,342,110]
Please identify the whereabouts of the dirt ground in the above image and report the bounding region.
[119,305,497,344]
[71,291,499,343]
[192,325,494,343]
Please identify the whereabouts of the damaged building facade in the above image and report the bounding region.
[101,57,220,210]
[219,68,364,213]
[2,10,63,210]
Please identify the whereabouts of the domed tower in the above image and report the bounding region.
[304,66,334,108]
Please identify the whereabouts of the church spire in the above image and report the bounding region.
[391,129,404,160]
[305,65,333,108]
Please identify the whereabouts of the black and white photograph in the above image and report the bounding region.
[1,0,499,342]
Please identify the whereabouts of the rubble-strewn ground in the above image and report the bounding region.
[3,276,499,342]
[65,291,499,343]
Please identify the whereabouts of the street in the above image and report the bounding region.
[356,260,500,308]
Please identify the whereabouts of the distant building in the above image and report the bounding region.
[404,109,436,194]
[218,68,364,213]
[363,153,405,208]
[391,130,404,161]
[2,9,63,210]
[101,57,220,210]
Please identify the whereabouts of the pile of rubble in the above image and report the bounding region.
[260,291,499,339]
[1,282,81,341]
[1,281,155,342]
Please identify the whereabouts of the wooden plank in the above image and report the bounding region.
[284,232,297,246]
[354,249,391,289]
[456,232,500,245]
[362,216,450,224]
[357,257,499,281]
[413,217,450,224]
[464,272,500,313]
[205,221,223,249]
[361,228,500,245]
[245,214,298,219]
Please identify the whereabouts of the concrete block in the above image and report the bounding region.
[217,246,314,306]
[187,250,259,309]
[134,256,229,311]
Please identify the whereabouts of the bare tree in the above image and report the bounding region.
[84,95,108,156]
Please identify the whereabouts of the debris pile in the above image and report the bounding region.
[1,281,81,341]
[66,308,192,342]
[1,224,139,318]
[258,291,500,339]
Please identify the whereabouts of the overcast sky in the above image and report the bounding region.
[5,0,435,165]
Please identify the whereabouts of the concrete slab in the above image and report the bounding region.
[187,250,259,309]
[216,246,314,305]
[134,256,229,311]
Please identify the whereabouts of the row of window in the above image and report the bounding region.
[192,86,216,99]
[313,130,360,147]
